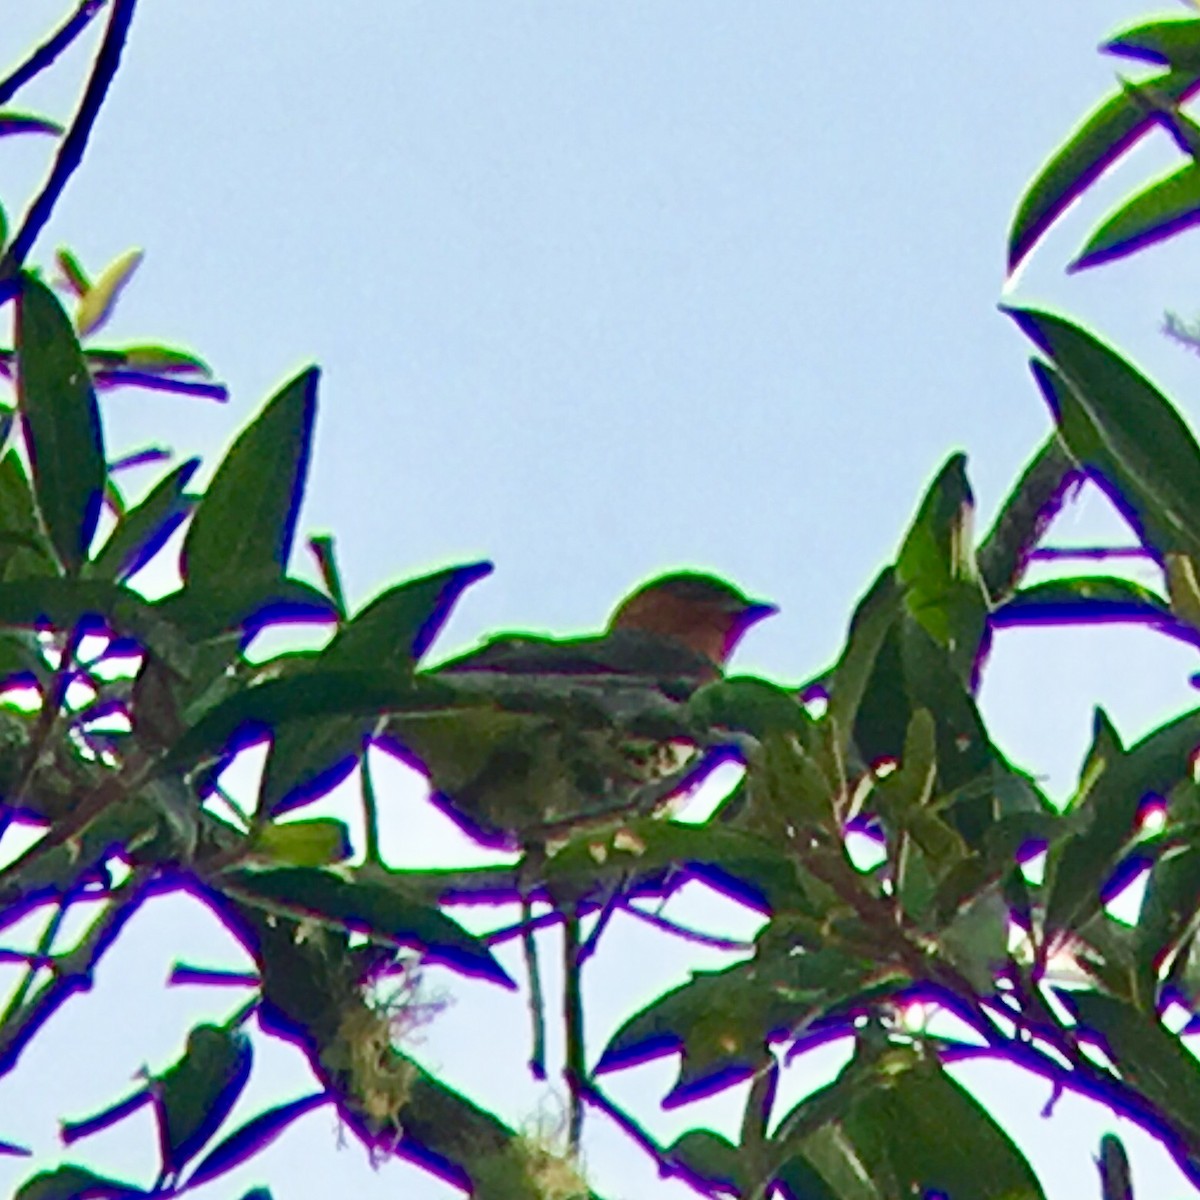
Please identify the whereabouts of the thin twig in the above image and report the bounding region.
[0,1,106,108]
[0,867,150,1076]
[521,894,547,1080]
[0,0,138,282]
[624,902,754,952]
[1028,546,1154,561]
[562,905,586,1151]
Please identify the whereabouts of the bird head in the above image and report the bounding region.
[607,570,777,674]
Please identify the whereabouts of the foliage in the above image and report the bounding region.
[0,4,1199,1200]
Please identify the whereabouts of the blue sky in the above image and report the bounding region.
[4,2,1200,1197]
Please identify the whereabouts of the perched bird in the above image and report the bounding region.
[385,571,776,846]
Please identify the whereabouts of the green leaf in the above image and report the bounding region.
[667,1130,746,1194]
[1106,17,1200,70]
[1074,160,1200,271]
[75,249,143,337]
[1007,68,1200,273]
[543,820,806,912]
[14,1165,146,1199]
[250,817,352,866]
[182,1094,327,1191]
[994,575,1173,628]
[1133,783,1200,1005]
[895,453,988,682]
[0,450,57,580]
[181,368,317,591]
[1013,312,1200,562]
[155,1023,252,1176]
[324,561,494,671]
[1097,1133,1133,1200]
[773,1046,1044,1200]
[1067,990,1200,1142]
[15,274,105,574]
[598,947,895,1097]
[1046,708,1200,941]
[219,865,513,986]
[88,458,198,581]
[826,568,902,760]
[307,534,346,616]
[687,675,812,738]
[0,112,63,138]
[256,563,491,815]
[163,669,458,773]
[55,248,90,297]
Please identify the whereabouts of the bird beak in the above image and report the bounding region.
[739,601,778,629]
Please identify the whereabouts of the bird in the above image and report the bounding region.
[384,570,777,846]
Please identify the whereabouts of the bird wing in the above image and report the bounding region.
[434,628,715,683]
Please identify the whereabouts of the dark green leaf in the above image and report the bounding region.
[1011,310,1200,563]
[324,562,493,670]
[1007,69,1200,273]
[598,948,895,1097]
[544,819,806,912]
[256,564,492,814]
[14,1165,146,1199]
[1067,990,1200,1142]
[89,458,198,581]
[667,1130,746,1194]
[994,575,1175,633]
[1097,1133,1133,1200]
[0,451,56,581]
[826,568,902,760]
[163,669,458,773]
[183,1094,327,1190]
[155,1023,252,1176]
[219,866,512,986]
[182,368,317,590]
[16,274,105,574]
[1046,708,1200,941]
[773,1047,1044,1200]
[687,675,812,738]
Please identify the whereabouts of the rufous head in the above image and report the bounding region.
[607,570,776,670]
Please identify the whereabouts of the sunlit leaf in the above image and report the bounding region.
[75,249,143,337]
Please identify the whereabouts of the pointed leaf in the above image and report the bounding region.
[1074,160,1200,270]
[1106,17,1200,70]
[1012,309,1200,563]
[895,453,988,680]
[1066,990,1200,1141]
[1046,708,1200,939]
[1008,68,1200,273]
[182,368,317,590]
[775,1050,1044,1200]
[163,670,458,772]
[88,457,198,581]
[75,249,142,337]
[155,1023,252,1176]
[14,1166,146,1199]
[16,274,105,574]
[183,1094,327,1190]
[0,112,63,138]
[219,866,513,985]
